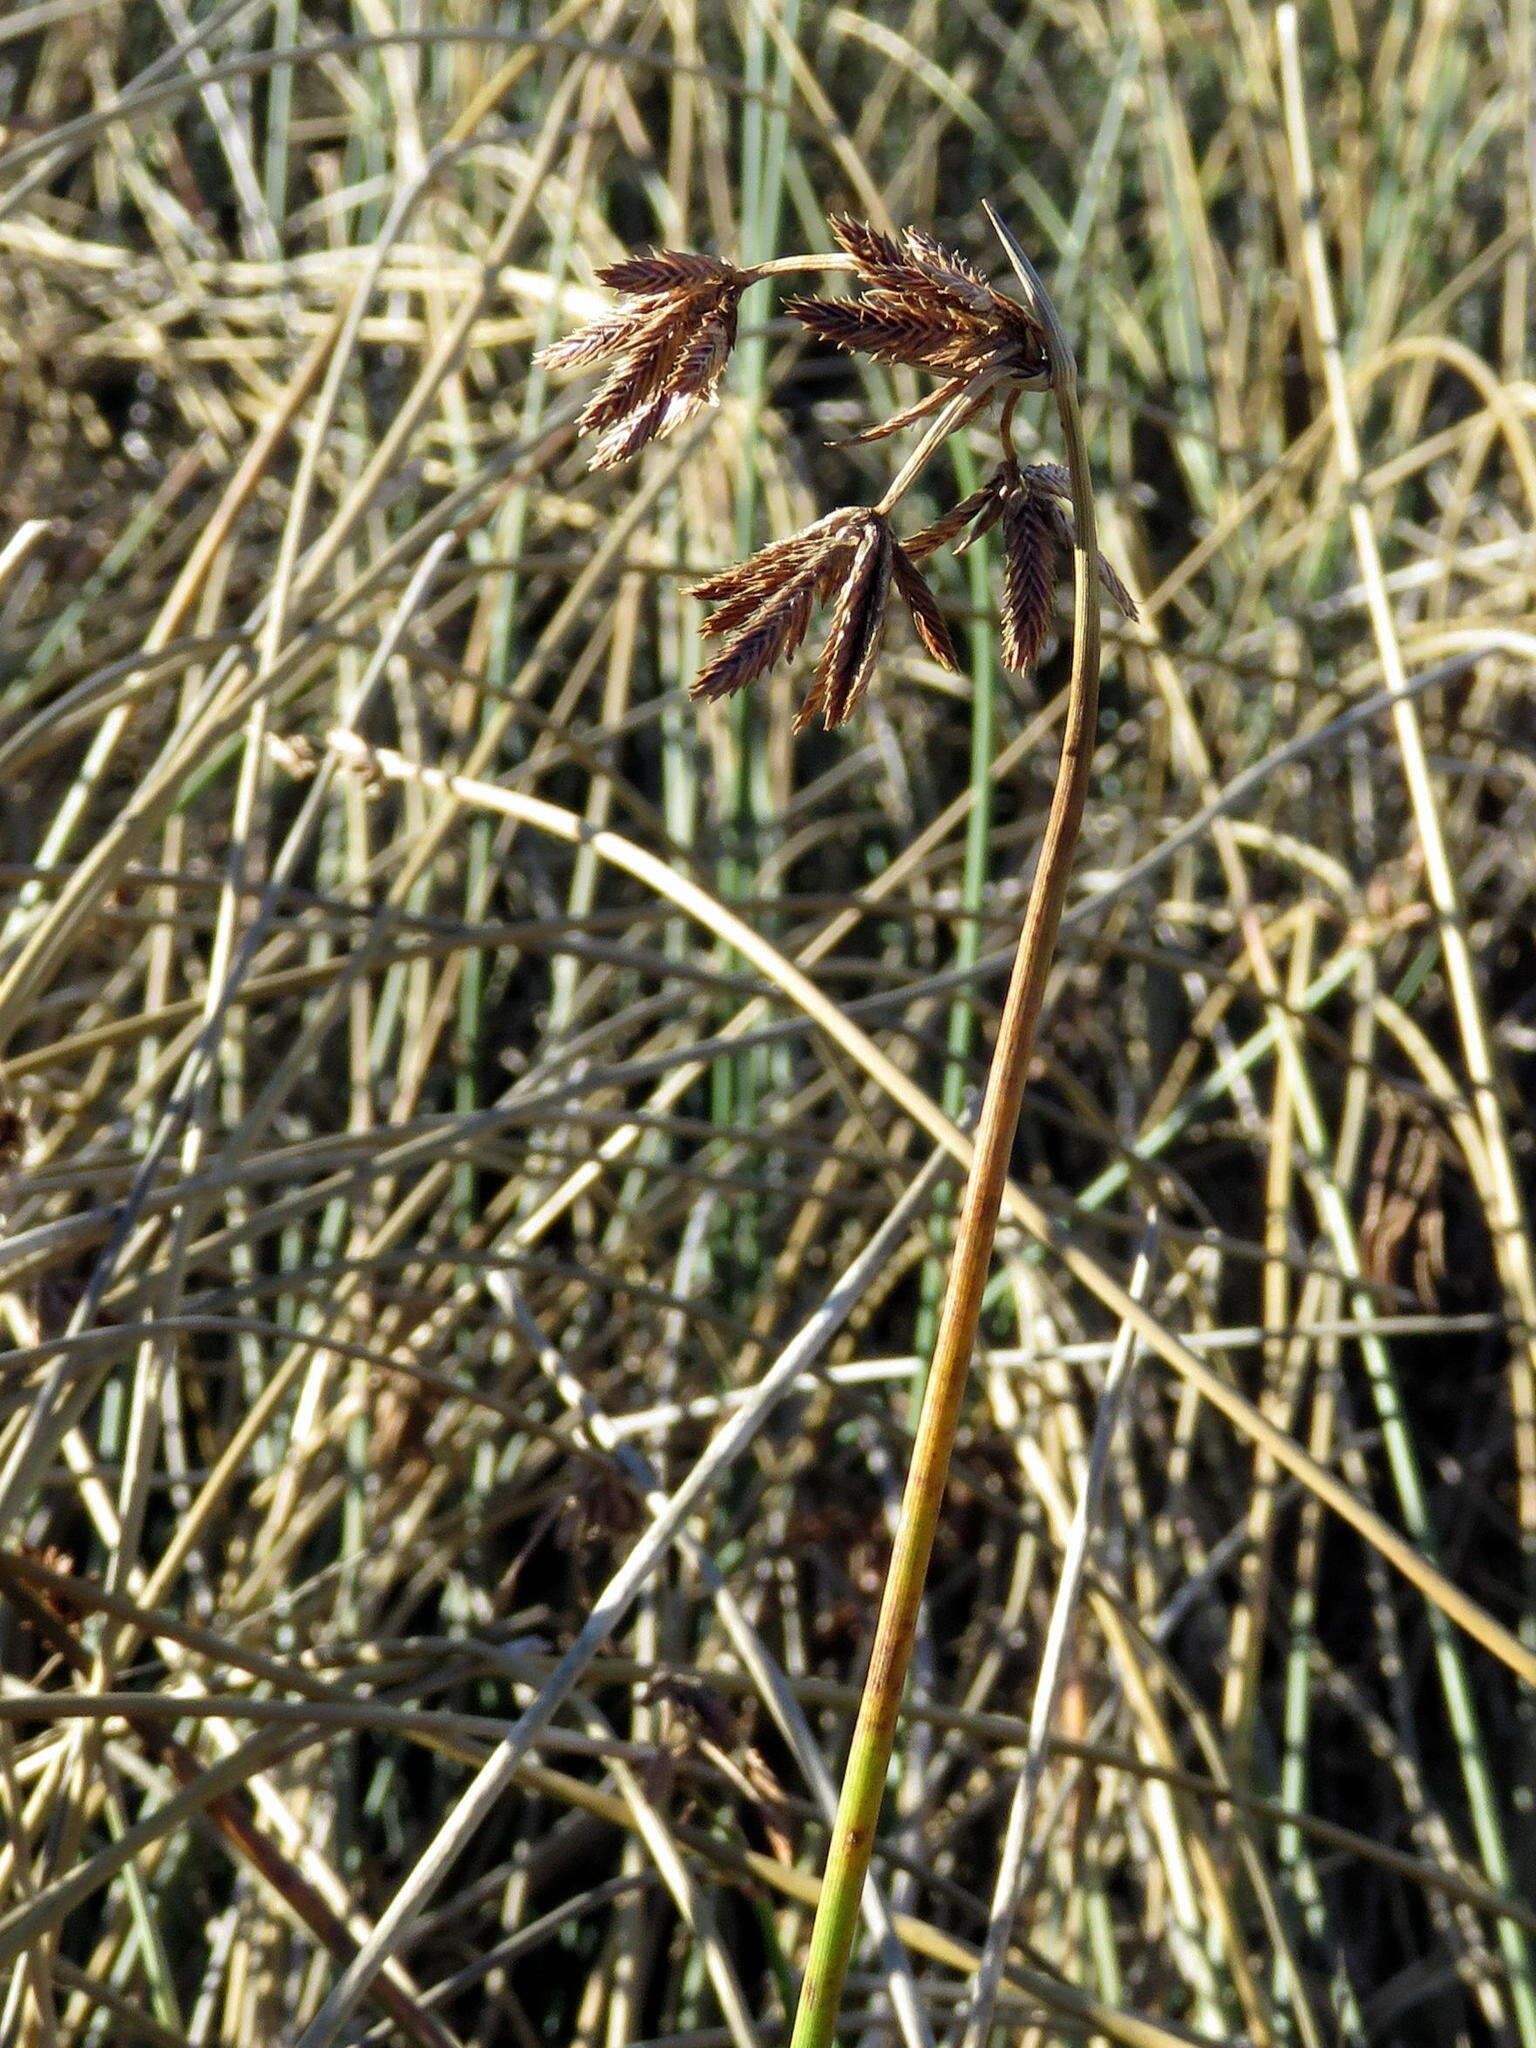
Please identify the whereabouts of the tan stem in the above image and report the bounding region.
[741,252,860,281]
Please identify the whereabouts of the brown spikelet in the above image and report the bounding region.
[1093,548,1139,622]
[587,391,673,470]
[790,216,1049,383]
[690,512,861,709]
[782,296,947,370]
[597,251,741,295]
[831,375,968,446]
[536,304,651,373]
[897,226,994,309]
[831,217,990,305]
[691,572,820,704]
[690,509,918,730]
[951,479,1011,557]
[538,254,750,469]
[1000,479,1060,674]
[890,544,960,670]
[903,485,1000,561]
[1021,459,1073,500]
[900,226,986,281]
[590,297,741,468]
[827,214,910,279]
[804,515,893,732]
[576,303,690,435]
[690,512,846,624]
[904,460,1139,643]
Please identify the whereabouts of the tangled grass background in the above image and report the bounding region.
[2,4,1535,2044]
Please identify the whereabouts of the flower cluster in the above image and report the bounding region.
[535,252,751,470]
[689,509,958,733]
[537,218,1135,719]
[908,460,1137,674]
[787,215,1049,379]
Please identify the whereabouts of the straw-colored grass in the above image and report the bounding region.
[2,5,1534,2046]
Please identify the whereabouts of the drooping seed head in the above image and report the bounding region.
[786,216,1050,384]
[689,508,960,731]
[906,460,1138,673]
[537,253,752,469]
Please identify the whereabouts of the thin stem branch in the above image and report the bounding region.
[997,385,1021,465]
[742,251,860,280]
[786,207,1104,2048]
[877,375,1002,516]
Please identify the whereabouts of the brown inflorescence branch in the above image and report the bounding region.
[784,215,1050,382]
[687,509,958,733]
[537,216,1135,709]
[535,251,753,470]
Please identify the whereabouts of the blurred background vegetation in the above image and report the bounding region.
[1,2,1534,2044]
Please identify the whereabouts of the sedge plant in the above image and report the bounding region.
[291,204,1132,2048]
[538,202,1132,2045]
